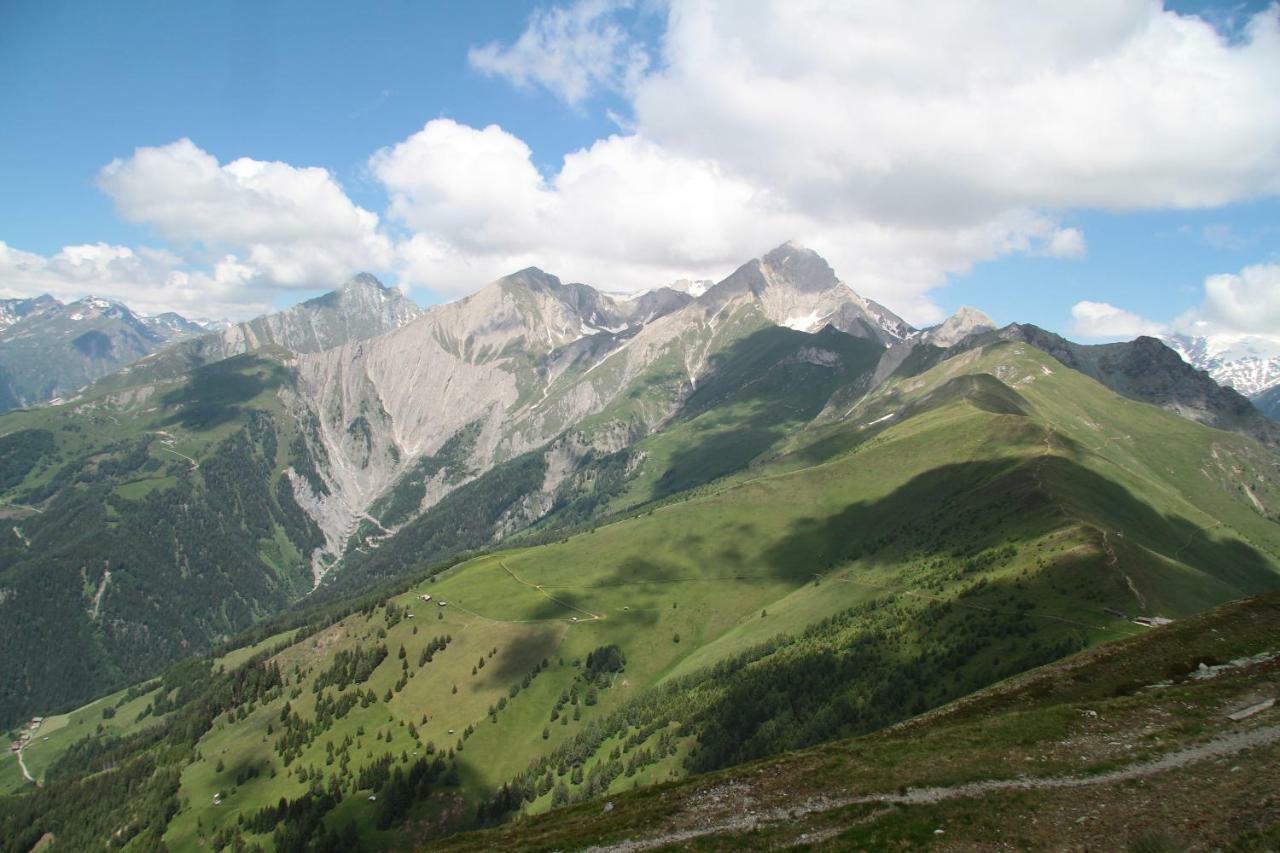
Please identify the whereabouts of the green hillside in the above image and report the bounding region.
[445,589,1280,851]
[0,352,326,725]
[4,337,1277,850]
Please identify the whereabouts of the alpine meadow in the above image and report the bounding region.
[3,2,1280,851]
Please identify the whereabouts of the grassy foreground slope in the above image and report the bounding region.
[162,340,1280,848]
[4,338,1279,850]
[445,590,1280,851]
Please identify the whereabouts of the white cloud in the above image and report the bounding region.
[635,1,1280,223]
[0,241,270,320]
[468,0,649,106]
[373,120,1078,319]
[9,2,1280,326]
[1073,263,1280,344]
[371,120,554,255]
[1,139,398,320]
[1070,300,1166,339]
[434,1,1279,320]
[98,138,392,289]
[1043,227,1087,260]
[1177,262,1280,338]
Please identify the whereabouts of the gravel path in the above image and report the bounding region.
[584,723,1280,852]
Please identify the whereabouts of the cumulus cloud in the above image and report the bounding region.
[634,1,1280,224]
[98,138,393,289]
[1073,263,1280,344]
[371,119,1079,318]
[9,1,1280,324]
[0,241,270,320]
[1070,301,1166,339]
[1042,228,1087,260]
[468,0,649,106]
[1177,263,1280,338]
[427,0,1278,319]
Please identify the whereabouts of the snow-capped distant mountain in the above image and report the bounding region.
[0,294,60,329]
[0,295,210,411]
[667,278,714,298]
[1161,333,1280,398]
[142,311,212,340]
[191,316,233,332]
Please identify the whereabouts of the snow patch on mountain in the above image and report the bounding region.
[667,278,714,298]
[1162,333,1280,397]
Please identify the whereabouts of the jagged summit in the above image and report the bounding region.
[918,305,996,347]
[699,242,913,345]
[332,272,399,296]
[760,242,840,293]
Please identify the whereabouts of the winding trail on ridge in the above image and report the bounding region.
[584,723,1280,852]
[500,560,604,623]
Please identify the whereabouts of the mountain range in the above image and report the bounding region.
[0,295,212,411]
[1,243,1278,849]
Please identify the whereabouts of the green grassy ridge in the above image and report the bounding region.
[149,345,1278,846]
[438,589,1280,852]
[764,341,1280,583]
[5,336,1280,849]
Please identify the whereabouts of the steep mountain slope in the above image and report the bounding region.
[291,245,911,586]
[0,350,330,725]
[1164,331,1280,397]
[0,246,898,725]
[6,331,1275,849]
[0,296,207,410]
[323,322,885,598]
[1255,384,1280,421]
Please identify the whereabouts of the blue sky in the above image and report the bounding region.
[0,1,620,252]
[1,0,1278,340]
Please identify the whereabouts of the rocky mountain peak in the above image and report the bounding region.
[700,243,913,345]
[498,267,564,295]
[920,306,996,347]
[759,242,839,294]
[0,294,60,330]
[339,272,394,294]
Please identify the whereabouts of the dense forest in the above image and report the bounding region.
[0,410,322,726]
